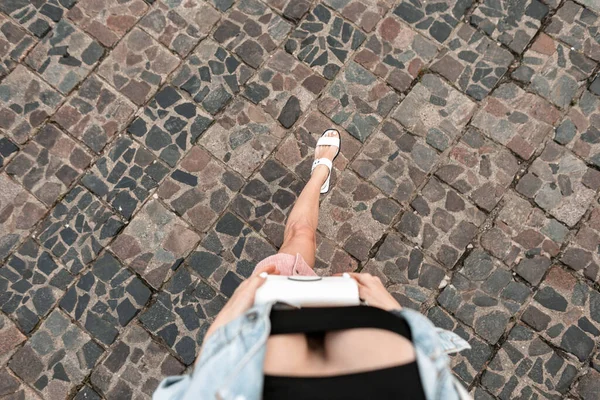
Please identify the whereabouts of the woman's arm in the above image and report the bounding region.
[197,265,279,363]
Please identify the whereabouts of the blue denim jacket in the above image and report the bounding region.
[153,303,472,400]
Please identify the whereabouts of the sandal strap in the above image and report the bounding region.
[311,158,333,172]
[316,136,340,148]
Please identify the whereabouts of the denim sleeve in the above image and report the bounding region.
[389,308,471,355]
[153,376,191,400]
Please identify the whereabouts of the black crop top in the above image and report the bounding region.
[263,306,427,400]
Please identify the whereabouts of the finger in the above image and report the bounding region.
[347,272,377,285]
[358,287,371,304]
[252,264,278,276]
[243,271,270,291]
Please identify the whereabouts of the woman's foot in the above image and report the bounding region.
[311,130,340,192]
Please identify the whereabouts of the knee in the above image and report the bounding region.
[286,221,316,245]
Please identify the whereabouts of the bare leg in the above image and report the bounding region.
[278,130,339,268]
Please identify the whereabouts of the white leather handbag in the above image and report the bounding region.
[254,274,360,307]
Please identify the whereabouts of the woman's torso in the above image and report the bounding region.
[152,304,473,400]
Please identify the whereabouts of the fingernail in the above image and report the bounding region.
[342,273,350,278]
[259,272,268,278]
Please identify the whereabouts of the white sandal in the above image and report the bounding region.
[311,129,341,194]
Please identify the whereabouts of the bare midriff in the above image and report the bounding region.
[263,328,417,377]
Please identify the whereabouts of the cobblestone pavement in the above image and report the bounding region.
[0,0,599,398]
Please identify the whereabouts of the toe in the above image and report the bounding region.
[315,130,339,161]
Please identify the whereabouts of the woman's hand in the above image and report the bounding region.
[347,273,402,311]
[204,265,279,341]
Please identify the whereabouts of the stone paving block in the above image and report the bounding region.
[25,20,103,95]
[1,239,73,334]
[8,309,104,399]
[313,233,359,275]
[362,232,449,310]
[284,4,366,80]
[212,0,292,69]
[158,146,245,232]
[427,306,494,387]
[513,33,597,109]
[0,134,19,169]
[391,74,477,152]
[139,0,221,57]
[139,266,226,365]
[186,211,276,289]
[351,119,440,204]
[435,127,520,212]
[0,65,63,145]
[171,38,255,115]
[263,0,311,23]
[520,266,600,362]
[81,136,169,220]
[546,0,600,62]
[243,50,328,128]
[431,23,514,101]
[575,369,600,400]
[396,178,486,268]
[470,0,549,54]
[579,0,600,13]
[593,351,600,372]
[592,73,600,96]
[471,82,561,160]
[325,0,396,33]
[60,252,151,345]
[0,368,42,399]
[73,385,102,400]
[541,0,562,9]
[6,124,92,206]
[0,13,36,79]
[67,0,148,47]
[481,324,579,399]
[554,89,600,167]
[0,0,76,38]
[0,314,26,364]
[127,86,213,167]
[36,185,124,274]
[318,170,402,261]
[470,386,495,400]
[98,28,179,106]
[516,141,600,227]
[198,98,286,178]
[392,0,472,44]
[438,249,532,343]
[110,199,199,290]
[274,110,362,183]
[230,159,304,248]
[90,323,185,399]
[319,61,399,142]
[0,173,46,262]
[562,206,600,284]
[208,0,235,12]
[481,192,569,284]
[54,74,137,154]
[354,15,438,93]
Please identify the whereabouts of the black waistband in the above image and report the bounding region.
[269,306,412,340]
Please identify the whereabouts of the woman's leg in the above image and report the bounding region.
[278,130,339,268]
